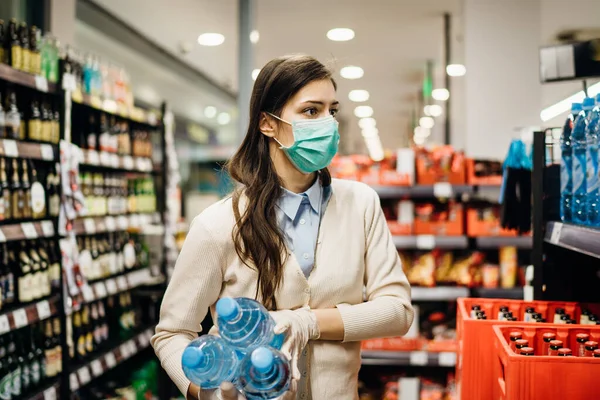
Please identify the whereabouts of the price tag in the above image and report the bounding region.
[43,386,57,400]
[13,308,28,328]
[0,315,10,334]
[120,343,130,358]
[433,182,453,198]
[35,75,49,92]
[77,366,91,384]
[409,351,428,366]
[83,218,96,234]
[123,155,134,170]
[117,215,128,230]
[81,285,95,302]
[90,96,103,110]
[87,150,100,165]
[0,229,5,243]
[91,359,103,377]
[128,340,137,355]
[36,300,51,320]
[94,282,107,298]
[21,222,38,239]
[416,235,435,250]
[105,352,117,368]
[105,279,117,295]
[71,89,83,103]
[41,220,55,237]
[105,216,116,231]
[40,144,54,160]
[3,139,19,157]
[62,73,77,91]
[550,222,563,244]
[117,276,128,291]
[438,352,457,366]
[69,373,79,391]
[100,151,111,166]
[138,332,150,348]
[103,99,118,114]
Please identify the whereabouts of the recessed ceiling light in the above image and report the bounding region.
[413,134,426,145]
[204,106,217,118]
[349,90,370,102]
[424,104,443,117]
[361,127,379,138]
[217,112,231,125]
[446,64,466,77]
[327,28,355,42]
[358,117,376,129]
[354,105,373,118]
[414,126,431,138]
[197,33,225,46]
[340,66,364,80]
[250,30,260,44]
[432,88,450,101]
[252,69,260,81]
[419,116,435,129]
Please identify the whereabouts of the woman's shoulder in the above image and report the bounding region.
[330,178,379,204]
[189,196,237,239]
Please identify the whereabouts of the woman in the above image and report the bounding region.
[152,55,413,400]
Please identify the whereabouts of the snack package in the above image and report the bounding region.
[481,264,500,288]
[407,252,436,287]
[499,246,517,288]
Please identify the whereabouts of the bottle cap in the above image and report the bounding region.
[549,340,563,348]
[515,339,529,348]
[576,333,590,343]
[519,347,534,356]
[596,94,600,104]
[509,331,523,340]
[594,349,600,357]
[251,347,274,373]
[583,97,595,110]
[558,348,572,356]
[542,332,556,342]
[182,347,205,368]
[585,341,598,350]
[571,103,582,113]
[216,297,240,321]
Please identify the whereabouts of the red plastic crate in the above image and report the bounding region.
[493,324,600,400]
[456,297,582,400]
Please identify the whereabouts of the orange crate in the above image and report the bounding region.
[456,297,582,400]
[493,324,600,400]
[414,203,464,236]
[466,158,503,185]
[466,208,518,237]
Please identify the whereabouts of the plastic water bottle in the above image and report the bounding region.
[239,346,291,400]
[216,297,284,351]
[572,97,594,224]
[181,335,240,389]
[560,102,582,222]
[586,96,600,225]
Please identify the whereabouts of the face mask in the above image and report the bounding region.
[268,113,340,174]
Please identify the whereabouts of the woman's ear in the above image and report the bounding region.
[259,112,276,138]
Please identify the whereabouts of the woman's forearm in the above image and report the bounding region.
[312,308,345,341]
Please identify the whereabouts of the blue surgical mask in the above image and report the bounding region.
[268,113,340,174]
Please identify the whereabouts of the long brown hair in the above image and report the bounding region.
[226,55,334,310]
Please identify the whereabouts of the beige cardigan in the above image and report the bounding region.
[151,179,414,399]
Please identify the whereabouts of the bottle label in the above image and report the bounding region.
[19,274,32,303]
[6,272,14,303]
[78,249,93,280]
[50,195,60,217]
[587,147,599,193]
[560,156,572,193]
[30,360,40,385]
[77,336,86,357]
[30,271,42,301]
[124,243,136,269]
[6,113,20,132]
[86,332,93,353]
[573,154,586,193]
[0,373,11,400]
[31,182,46,216]
[10,366,21,396]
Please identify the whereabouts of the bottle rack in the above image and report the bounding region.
[0,58,168,400]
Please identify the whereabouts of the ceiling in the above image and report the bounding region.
[90,0,461,152]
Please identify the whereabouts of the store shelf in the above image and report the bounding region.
[393,235,469,249]
[545,221,600,260]
[361,350,456,367]
[24,381,59,400]
[470,287,524,299]
[0,295,60,334]
[68,327,154,391]
[0,63,57,93]
[0,139,57,161]
[77,268,156,308]
[71,213,161,236]
[475,236,532,249]
[411,287,469,301]
[373,184,473,199]
[71,90,159,127]
[0,220,56,243]
[79,149,154,172]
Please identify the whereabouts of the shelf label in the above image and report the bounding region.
[90,96,103,109]
[117,215,128,230]
[81,285,95,302]
[105,279,117,295]
[100,151,111,166]
[91,359,103,377]
[0,229,5,243]
[111,154,120,168]
[41,221,55,237]
[129,214,140,228]
[40,144,54,160]
[416,235,435,250]
[87,150,99,165]
[43,386,57,400]
[123,155,134,170]
[128,340,137,355]
[62,73,77,91]
[94,282,107,298]
[116,276,128,291]
[103,99,118,114]
[3,139,18,157]
[0,315,10,334]
[438,352,457,366]
[83,218,96,234]
[13,308,28,328]
[433,182,453,198]
[550,222,563,244]
[21,222,38,239]
[69,373,79,391]
[138,332,150,348]
[120,343,130,358]
[36,300,51,320]
[77,366,91,385]
[105,216,116,232]
[35,75,49,92]
[105,352,117,368]
[409,351,428,366]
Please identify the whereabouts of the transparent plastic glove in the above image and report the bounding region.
[269,308,320,394]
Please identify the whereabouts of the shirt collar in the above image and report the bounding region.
[278,177,322,220]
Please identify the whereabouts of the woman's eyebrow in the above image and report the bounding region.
[299,100,340,106]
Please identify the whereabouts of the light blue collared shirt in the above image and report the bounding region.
[276,178,332,277]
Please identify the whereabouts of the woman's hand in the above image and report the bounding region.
[269,308,320,392]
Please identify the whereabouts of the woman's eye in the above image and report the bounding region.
[330,109,339,117]
[303,107,318,116]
